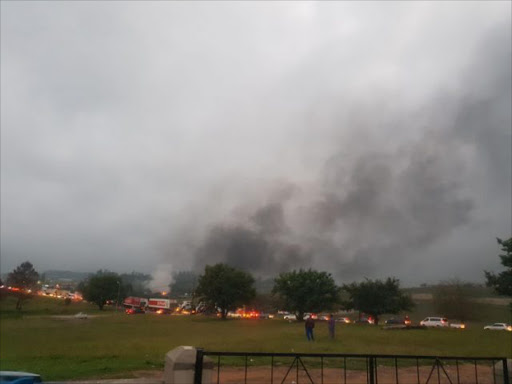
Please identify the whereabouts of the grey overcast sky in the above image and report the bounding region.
[1,1,510,286]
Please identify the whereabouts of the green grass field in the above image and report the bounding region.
[1,295,511,381]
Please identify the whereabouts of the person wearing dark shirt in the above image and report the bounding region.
[328,314,335,339]
[305,316,315,341]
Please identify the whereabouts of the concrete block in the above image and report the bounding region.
[163,346,213,384]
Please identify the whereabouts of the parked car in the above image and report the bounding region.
[0,371,43,383]
[125,307,145,315]
[283,314,297,320]
[420,317,449,327]
[483,323,512,331]
[450,322,466,329]
[385,318,407,325]
[336,317,351,323]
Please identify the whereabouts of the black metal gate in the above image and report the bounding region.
[194,351,509,384]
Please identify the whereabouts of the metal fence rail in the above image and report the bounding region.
[194,351,509,384]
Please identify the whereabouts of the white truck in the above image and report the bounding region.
[147,298,177,314]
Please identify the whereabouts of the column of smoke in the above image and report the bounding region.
[171,29,511,282]
[193,132,475,281]
[148,263,174,294]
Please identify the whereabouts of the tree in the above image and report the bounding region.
[485,237,512,297]
[343,278,414,325]
[6,261,39,290]
[170,271,198,297]
[80,271,125,310]
[6,261,39,311]
[432,279,475,321]
[194,264,256,319]
[272,269,340,321]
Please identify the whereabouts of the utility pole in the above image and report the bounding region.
[116,281,121,311]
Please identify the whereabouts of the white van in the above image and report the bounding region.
[420,317,449,327]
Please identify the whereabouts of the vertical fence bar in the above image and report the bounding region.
[456,359,460,384]
[366,357,369,384]
[416,358,420,384]
[244,355,248,384]
[492,359,496,384]
[321,356,324,384]
[271,355,274,384]
[216,356,220,384]
[368,357,375,384]
[375,357,379,384]
[194,348,204,384]
[344,357,347,384]
[395,357,399,384]
[296,356,299,384]
[437,359,441,384]
[474,359,478,384]
[503,358,510,384]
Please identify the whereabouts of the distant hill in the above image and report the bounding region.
[42,270,91,283]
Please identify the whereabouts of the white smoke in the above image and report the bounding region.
[148,263,174,293]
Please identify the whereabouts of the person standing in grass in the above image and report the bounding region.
[305,316,315,341]
[328,314,335,339]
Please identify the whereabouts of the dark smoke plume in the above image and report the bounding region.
[190,27,509,282]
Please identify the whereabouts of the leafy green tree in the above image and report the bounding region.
[272,269,340,321]
[170,271,198,297]
[432,279,475,321]
[80,271,125,310]
[343,278,413,325]
[194,264,256,319]
[6,261,39,311]
[485,237,512,297]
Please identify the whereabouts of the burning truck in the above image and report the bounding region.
[123,296,177,314]
[123,296,148,308]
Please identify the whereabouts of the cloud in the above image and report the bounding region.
[1,2,510,285]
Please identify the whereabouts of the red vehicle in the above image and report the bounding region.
[123,296,148,308]
[126,307,145,315]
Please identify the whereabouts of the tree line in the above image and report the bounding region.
[3,237,511,319]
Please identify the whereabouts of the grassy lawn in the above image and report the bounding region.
[1,296,511,381]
